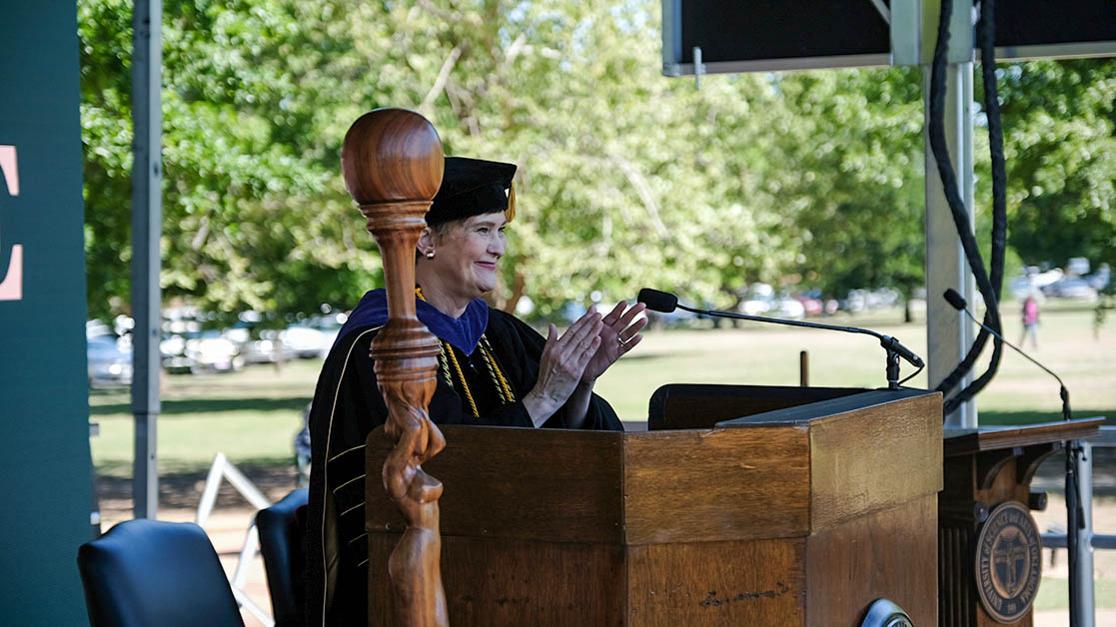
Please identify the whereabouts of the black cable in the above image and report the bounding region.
[979,0,1009,325]
[926,0,1007,414]
[941,0,1011,414]
[953,0,1008,404]
[927,0,996,395]
[898,363,924,387]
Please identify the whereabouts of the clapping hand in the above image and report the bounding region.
[581,301,647,384]
[524,311,603,423]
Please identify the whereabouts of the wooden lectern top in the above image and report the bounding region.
[943,417,1105,457]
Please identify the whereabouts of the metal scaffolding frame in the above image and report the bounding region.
[130,0,162,520]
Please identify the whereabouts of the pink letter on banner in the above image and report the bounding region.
[0,145,23,301]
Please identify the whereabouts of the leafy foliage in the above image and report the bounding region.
[81,0,385,319]
[992,60,1116,271]
[78,0,1116,320]
[764,68,926,301]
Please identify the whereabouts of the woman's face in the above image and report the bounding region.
[428,212,508,299]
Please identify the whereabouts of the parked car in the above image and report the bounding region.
[307,313,346,357]
[226,313,298,365]
[87,335,132,388]
[775,297,806,319]
[283,324,329,359]
[185,330,244,373]
[1046,278,1098,301]
[793,293,824,317]
[86,320,113,338]
[239,329,297,364]
[1010,267,1063,300]
[161,329,244,373]
[738,283,775,316]
[159,332,193,373]
[1086,264,1111,291]
[842,288,901,312]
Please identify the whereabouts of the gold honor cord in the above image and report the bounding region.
[416,287,516,420]
[479,336,516,403]
[442,340,481,419]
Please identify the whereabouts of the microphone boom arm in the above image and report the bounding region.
[672,303,924,389]
[955,306,1071,421]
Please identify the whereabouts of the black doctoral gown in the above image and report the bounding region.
[305,293,623,626]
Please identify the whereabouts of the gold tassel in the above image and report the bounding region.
[504,181,516,223]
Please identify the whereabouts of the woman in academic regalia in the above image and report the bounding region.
[305,156,646,626]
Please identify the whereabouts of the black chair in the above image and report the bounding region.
[256,488,308,627]
[77,519,244,627]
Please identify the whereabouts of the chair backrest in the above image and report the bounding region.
[256,488,309,627]
[77,519,244,627]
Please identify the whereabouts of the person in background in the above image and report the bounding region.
[1019,292,1041,349]
[293,402,311,487]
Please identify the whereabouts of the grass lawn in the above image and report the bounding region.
[1035,578,1116,611]
[90,304,1114,476]
[90,359,319,476]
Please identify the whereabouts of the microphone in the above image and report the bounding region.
[942,288,1070,420]
[943,288,967,312]
[638,288,924,389]
[636,288,678,314]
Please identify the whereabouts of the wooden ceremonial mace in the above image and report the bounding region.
[341,109,449,627]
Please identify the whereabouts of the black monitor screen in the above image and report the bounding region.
[994,0,1116,58]
[663,0,1116,76]
[675,0,889,64]
[663,0,892,74]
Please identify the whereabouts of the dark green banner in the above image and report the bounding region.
[0,1,93,624]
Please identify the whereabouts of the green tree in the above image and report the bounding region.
[762,67,926,319]
[993,59,1116,271]
[80,0,1114,323]
[362,0,799,314]
[80,0,393,320]
[80,0,799,319]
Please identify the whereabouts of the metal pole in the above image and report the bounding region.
[923,60,977,428]
[130,0,162,519]
[1074,441,1096,625]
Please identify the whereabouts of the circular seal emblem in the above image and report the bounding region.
[975,501,1042,623]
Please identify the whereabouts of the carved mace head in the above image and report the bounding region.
[341,108,444,206]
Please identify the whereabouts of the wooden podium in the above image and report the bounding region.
[938,418,1103,626]
[364,386,942,625]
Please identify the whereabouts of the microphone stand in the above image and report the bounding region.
[1066,441,1085,625]
[884,349,901,391]
[951,296,1085,622]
